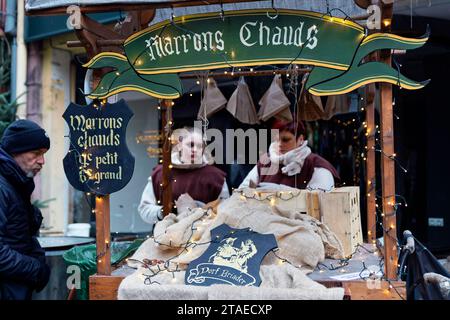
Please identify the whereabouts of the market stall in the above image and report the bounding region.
[25,0,429,300]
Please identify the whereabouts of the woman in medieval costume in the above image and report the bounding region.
[239,120,339,191]
[139,127,229,227]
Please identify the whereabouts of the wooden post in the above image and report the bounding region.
[366,83,377,244]
[95,194,111,275]
[379,1,398,280]
[161,99,173,216]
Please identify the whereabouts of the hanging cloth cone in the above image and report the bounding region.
[258,74,292,122]
[323,94,350,119]
[197,78,227,119]
[297,73,326,121]
[297,74,350,121]
[226,77,259,124]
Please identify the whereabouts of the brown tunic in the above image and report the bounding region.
[151,164,226,204]
[256,153,340,189]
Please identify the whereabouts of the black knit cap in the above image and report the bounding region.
[1,119,50,155]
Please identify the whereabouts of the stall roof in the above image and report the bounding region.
[25,0,365,16]
[24,0,366,42]
[26,0,450,21]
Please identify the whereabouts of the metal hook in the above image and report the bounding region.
[266,0,278,20]
[219,1,225,21]
[170,5,175,23]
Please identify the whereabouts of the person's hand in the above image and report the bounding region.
[175,193,198,214]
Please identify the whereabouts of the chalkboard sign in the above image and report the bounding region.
[185,224,277,287]
[62,99,135,195]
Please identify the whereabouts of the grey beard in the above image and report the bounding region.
[26,171,35,178]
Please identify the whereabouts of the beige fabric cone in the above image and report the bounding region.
[226,77,259,124]
[258,74,292,122]
[197,78,227,119]
[298,74,350,121]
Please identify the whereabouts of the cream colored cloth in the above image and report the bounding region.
[226,77,259,124]
[197,78,227,119]
[258,74,293,122]
[125,189,344,299]
[424,273,450,298]
[118,264,344,300]
[130,190,343,271]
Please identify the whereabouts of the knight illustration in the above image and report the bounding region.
[209,238,257,273]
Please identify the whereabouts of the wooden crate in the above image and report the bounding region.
[316,187,363,257]
[252,187,362,257]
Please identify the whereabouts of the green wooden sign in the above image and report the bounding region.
[83,9,429,99]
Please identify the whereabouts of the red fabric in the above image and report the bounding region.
[256,153,340,189]
[152,165,226,204]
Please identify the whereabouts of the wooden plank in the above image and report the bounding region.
[306,191,321,221]
[180,69,312,79]
[320,280,406,300]
[365,82,376,244]
[319,187,363,257]
[95,195,111,275]
[89,275,125,300]
[344,280,405,300]
[161,99,173,216]
[89,276,404,300]
[379,1,398,280]
[88,274,405,300]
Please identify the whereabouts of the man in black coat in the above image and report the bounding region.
[0,119,51,300]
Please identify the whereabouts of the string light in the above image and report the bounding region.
[101,16,407,296]
[270,197,276,206]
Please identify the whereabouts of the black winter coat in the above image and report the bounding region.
[0,147,50,300]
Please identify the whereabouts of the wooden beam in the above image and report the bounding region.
[89,275,125,300]
[365,47,377,244]
[113,10,156,37]
[88,276,405,300]
[379,1,398,280]
[180,68,312,79]
[74,14,124,54]
[95,195,111,275]
[67,39,125,47]
[342,280,405,300]
[77,24,114,278]
[365,82,376,244]
[161,99,173,216]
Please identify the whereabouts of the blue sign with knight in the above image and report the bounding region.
[185,224,278,287]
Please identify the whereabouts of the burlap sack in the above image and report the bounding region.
[128,189,344,273]
[118,264,344,300]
